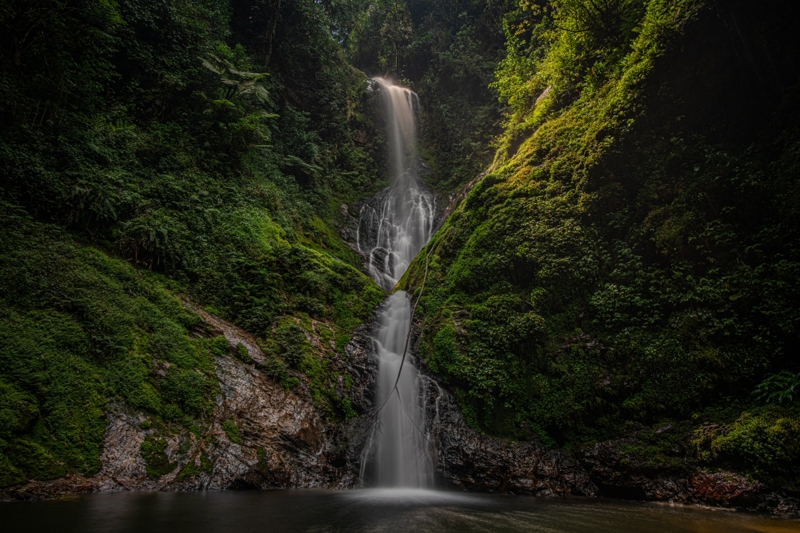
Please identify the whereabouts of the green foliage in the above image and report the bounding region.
[755,371,800,405]
[326,0,512,190]
[222,419,242,444]
[333,0,413,73]
[0,0,388,485]
[614,421,692,472]
[0,0,385,330]
[695,406,800,491]
[256,447,271,475]
[275,321,311,368]
[430,324,459,375]
[140,434,176,478]
[175,451,213,480]
[0,382,39,441]
[0,214,220,486]
[161,367,210,419]
[236,342,253,364]
[406,0,800,449]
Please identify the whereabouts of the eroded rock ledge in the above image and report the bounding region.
[422,381,799,515]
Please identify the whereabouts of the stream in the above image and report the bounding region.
[4,489,799,533]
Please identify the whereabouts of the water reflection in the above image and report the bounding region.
[3,490,799,533]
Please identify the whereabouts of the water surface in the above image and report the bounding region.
[3,489,798,533]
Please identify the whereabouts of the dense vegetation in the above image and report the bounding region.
[404,0,800,489]
[326,0,513,189]
[0,0,386,485]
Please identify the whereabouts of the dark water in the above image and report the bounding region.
[2,489,799,533]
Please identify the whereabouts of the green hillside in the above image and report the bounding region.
[404,0,800,490]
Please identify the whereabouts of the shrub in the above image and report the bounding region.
[696,406,800,490]
[755,371,800,405]
[140,435,176,479]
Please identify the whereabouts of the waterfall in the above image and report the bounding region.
[359,78,436,488]
[357,78,436,292]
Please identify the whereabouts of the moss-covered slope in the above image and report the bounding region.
[0,204,381,487]
[404,0,800,489]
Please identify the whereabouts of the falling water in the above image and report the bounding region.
[357,78,436,292]
[359,78,436,488]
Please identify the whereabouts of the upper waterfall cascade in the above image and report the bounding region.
[359,78,436,488]
[357,78,436,292]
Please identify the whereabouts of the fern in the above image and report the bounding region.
[755,371,800,404]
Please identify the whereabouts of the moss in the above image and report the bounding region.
[140,434,176,479]
[222,419,241,444]
[404,0,800,448]
[318,325,334,345]
[430,324,459,376]
[0,452,27,487]
[0,0,390,488]
[275,321,310,368]
[256,447,270,476]
[161,367,210,419]
[208,336,230,357]
[334,333,352,353]
[696,405,800,491]
[613,421,693,472]
[236,342,252,364]
[175,451,213,481]
[0,212,372,479]
[0,381,38,440]
[0,213,235,481]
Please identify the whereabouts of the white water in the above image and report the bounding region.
[359,78,436,488]
[357,78,436,292]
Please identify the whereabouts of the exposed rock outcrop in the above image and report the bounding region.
[337,163,447,276]
[421,379,798,514]
[422,380,597,497]
[577,438,799,514]
[2,304,378,500]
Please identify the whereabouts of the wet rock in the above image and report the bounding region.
[688,471,764,507]
[337,203,363,254]
[4,300,797,518]
[95,409,153,491]
[422,382,597,497]
[578,438,692,501]
[576,435,799,514]
[183,300,267,366]
[339,169,447,279]
[419,369,798,515]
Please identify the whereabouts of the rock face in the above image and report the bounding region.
[577,436,694,502]
[2,303,379,500]
[421,380,798,514]
[337,163,447,274]
[576,438,799,514]
[421,380,597,497]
